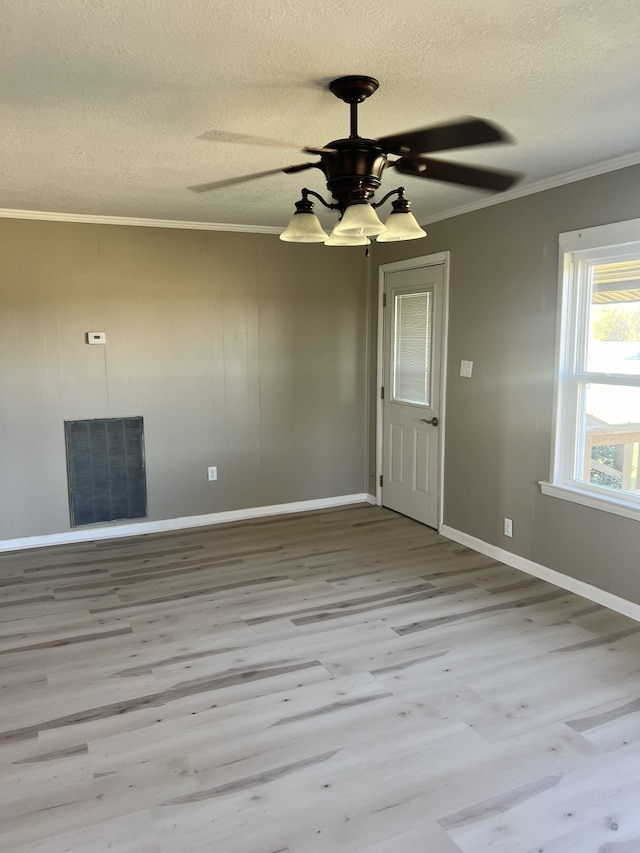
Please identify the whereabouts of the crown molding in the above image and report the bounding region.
[0,207,282,234]
[419,150,640,227]
[2,149,640,233]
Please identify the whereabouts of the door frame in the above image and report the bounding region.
[375,252,450,529]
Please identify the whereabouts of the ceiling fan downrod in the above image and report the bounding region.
[328,75,379,138]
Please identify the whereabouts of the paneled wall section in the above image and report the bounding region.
[0,221,369,539]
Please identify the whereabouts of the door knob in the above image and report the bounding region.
[420,416,439,427]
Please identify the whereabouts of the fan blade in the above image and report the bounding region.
[199,129,304,148]
[379,118,511,156]
[393,156,520,191]
[282,162,321,174]
[198,129,335,154]
[303,146,337,155]
[188,162,318,193]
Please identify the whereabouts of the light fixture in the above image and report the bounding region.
[324,229,370,247]
[279,190,328,242]
[277,76,429,247]
[375,188,427,242]
[280,186,426,246]
[332,202,386,237]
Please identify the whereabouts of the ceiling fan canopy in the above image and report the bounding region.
[189,75,521,244]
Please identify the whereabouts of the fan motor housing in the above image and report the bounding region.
[320,138,387,208]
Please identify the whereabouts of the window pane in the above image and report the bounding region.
[587,259,640,374]
[579,383,640,493]
[393,291,432,405]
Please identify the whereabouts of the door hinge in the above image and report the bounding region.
[379,475,383,488]
[380,386,384,399]
[383,292,387,308]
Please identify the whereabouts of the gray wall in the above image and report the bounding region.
[374,163,640,604]
[0,219,369,540]
[3,164,639,605]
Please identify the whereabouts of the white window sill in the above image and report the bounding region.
[539,481,640,522]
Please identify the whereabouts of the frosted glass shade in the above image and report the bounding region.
[324,226,370,247]
[332,203,387,237]
[279,212,328,242]
[377,211,427,242]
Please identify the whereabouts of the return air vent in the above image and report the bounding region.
[65,417,147,526]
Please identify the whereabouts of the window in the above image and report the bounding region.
[392,289,433,405]
[542,219,640,520]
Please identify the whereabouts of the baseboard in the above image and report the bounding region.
[1,493,373,553]
[439,524,640,624]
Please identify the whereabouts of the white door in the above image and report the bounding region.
[381,262,445,527]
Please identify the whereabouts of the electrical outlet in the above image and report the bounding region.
[504,517,513,537]
[207,466,217,481]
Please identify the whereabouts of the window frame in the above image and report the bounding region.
[541,218,640,521]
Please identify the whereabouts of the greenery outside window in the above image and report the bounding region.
[542,219,640,521]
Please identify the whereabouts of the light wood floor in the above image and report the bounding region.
[1,505,640,852]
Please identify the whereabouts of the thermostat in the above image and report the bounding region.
[86,331,106,345]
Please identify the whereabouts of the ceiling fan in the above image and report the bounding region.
[189,75,521,245]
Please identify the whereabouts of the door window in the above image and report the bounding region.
[392,289,433,405]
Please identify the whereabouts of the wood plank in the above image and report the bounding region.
[1,504,639,852]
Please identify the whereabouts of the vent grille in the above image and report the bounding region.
[65,417,147,526]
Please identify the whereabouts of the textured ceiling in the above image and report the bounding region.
[2,0,640,230]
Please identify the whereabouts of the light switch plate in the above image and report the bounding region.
[460,359,473,378]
